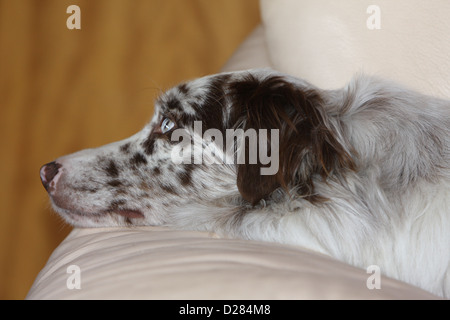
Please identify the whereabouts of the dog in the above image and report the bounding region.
[40,69,450,297]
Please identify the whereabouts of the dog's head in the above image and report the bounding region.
[40,69,354,227]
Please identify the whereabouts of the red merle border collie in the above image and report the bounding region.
[40,69,450,297]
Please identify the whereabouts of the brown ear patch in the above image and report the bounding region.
[229,74,355,205]
[237,163,280,206]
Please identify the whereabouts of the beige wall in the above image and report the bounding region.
[0,0,260,299]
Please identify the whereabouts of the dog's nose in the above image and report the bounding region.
[40,161,62,191]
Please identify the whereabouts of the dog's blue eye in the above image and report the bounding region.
[161,118,175,133]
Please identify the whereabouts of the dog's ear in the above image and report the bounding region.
[229,74,355,205]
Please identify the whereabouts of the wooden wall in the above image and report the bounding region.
[0,0,260,299]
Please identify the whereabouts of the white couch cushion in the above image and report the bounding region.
[26,227,438,299]
[261,0,450,99]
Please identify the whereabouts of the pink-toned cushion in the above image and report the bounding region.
[26,227,438,299]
